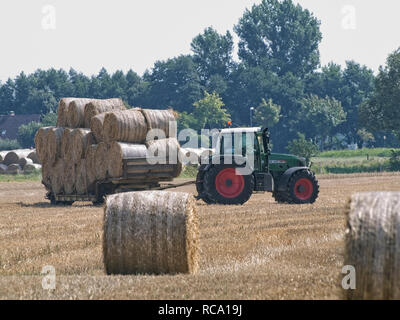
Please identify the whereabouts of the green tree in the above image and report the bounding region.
[287,132,319,163]
[192,91,231,130]
[300,95,346,149]
[234,0,322,77]
[253,98,281,128]
[191,27,234,86]
[17,121,42,148]
[359,48,400,134]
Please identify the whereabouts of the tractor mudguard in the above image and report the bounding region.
[276,167,309,192]
[201,155,253,174]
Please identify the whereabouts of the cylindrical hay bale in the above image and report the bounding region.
[0,151,8,163]
[61,128,73,162]
[141,109,176,139]
[6,164,22,175]
[34,127,52,163]
[63,161,76,195]
[27,150,40,164]
[18,157,33,169]
[103,109,148,143]
[57,98,75,127]
[70,129,95,164]
[3,149,32,166]
[90,113,107,143]
[85,144,97,190]
[345,192,400,300]
[24,163,42,174]
[103,191,199,275]
[67,98,97,128]
[84,98,125,128]
[75,159,88,195]
[94,142,109,181]
[0,164,8,174]
[107,142,148,178]
[41,162,52,190]
[146,138,183,177]
[46,127,64,165]
[50,160,64,195]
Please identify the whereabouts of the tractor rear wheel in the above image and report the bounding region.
[285,169,319,204]
[196,167,215,204]
[203,165,254,205]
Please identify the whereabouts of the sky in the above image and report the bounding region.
[0,0,399,81]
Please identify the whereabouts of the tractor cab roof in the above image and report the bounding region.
[220,127,261,134]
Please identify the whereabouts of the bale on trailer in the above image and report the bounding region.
[107,142,148,178]
[35,127,52,163]
[66,98,97,128]
[6,164,22,175]
[85,144,98,190]
[47,127,64,165]
[345,192,400,300]
[27,150,39,164]
[146,138,183,177]
[103,109,148,143]
[61,128,74,162]
[63,161,76,195]
[56,98,76,127]
[103,191,199,275]
[41,162,52,190]
[90,113,107,143]
[50,160,65,195]
[75,159,87,195]
[94,142,109,181]
[84,98,125,128]
[24,163,42,174]
[70,129,95,164]
[3,149,32,166]
[141,109,177,139]
[18,157,33,169]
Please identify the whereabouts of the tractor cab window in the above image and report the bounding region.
[220,132,257,157]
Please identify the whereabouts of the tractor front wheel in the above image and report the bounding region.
[196,168,215,204]
[203,165,254,205]
[285,170,319,204]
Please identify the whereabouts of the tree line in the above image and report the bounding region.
[0,0,399,152]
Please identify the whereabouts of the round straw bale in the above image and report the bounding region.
[6,164,22,175]
[141,108,176,139]
[64,160,76,195]
[90,113,107,143]
[50,160,64,195]
[103,191,199,275]
[57,98,76,127]
[103,109,147,143]
[146,138,183,177]
[3,149,32,166]
[107,142,148,178]
[70,129,95,164]
[27,150,40,164]
[0,164,7,174]
[94,142,109,181]
[345,192,400,300]
[41,162,51,190]
[75,159,87,195]
[0,151,8,163]
[85,144,98,190]
[61,128,74,162]
[24,163,42,174]
[34,127,52,163]
[84,98,125,128]
[67,98,97,128]
[46,127,64,165]
[18,157,33,169]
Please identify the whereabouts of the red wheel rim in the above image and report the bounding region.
[294,178,313,200]
[215,168,245,198]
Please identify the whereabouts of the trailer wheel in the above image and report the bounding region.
[203,165,254,205]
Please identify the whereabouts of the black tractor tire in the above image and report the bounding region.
[195,168,215,204]
[272,191,289,203]
[203,164,254,205]
[283,169,319,204]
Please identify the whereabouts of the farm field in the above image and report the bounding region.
[0,172,400,300]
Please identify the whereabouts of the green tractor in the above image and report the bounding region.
[196,127,319,205]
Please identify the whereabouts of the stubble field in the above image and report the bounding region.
[0,172,399,299]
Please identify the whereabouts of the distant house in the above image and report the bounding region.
[0,113,41,140]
